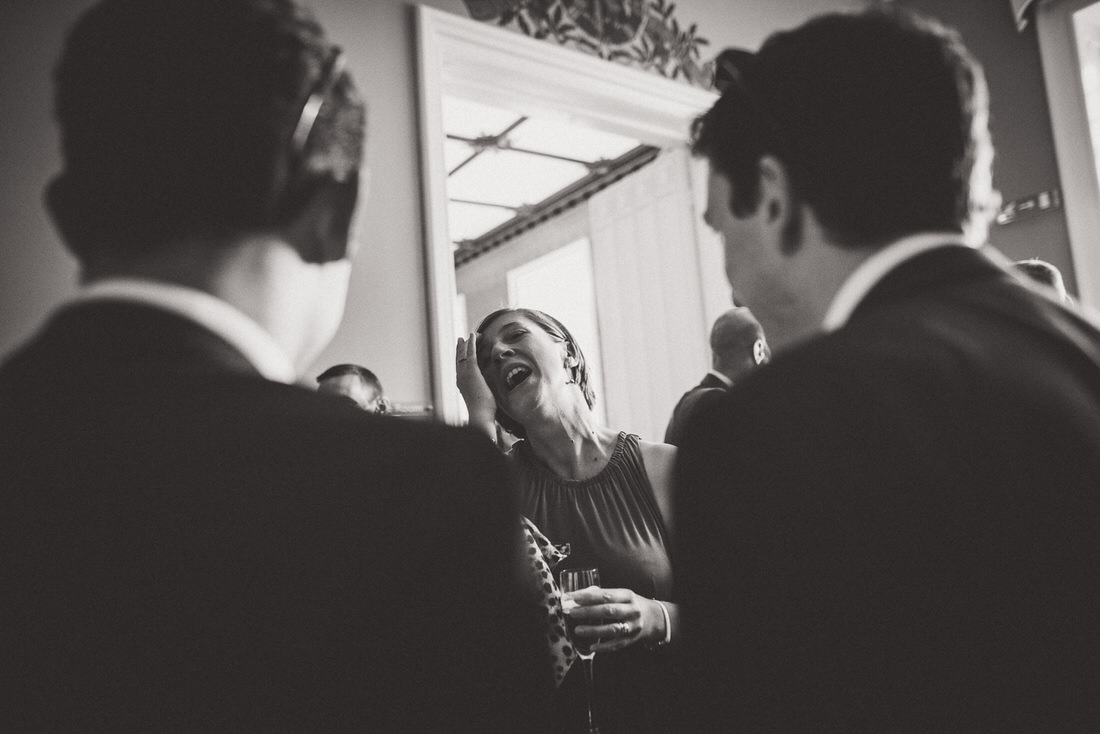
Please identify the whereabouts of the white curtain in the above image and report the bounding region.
[587,147,722,442]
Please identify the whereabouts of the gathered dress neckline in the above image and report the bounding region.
[514,430,630,488]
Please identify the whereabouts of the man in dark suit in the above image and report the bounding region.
[663,306,768,446]
[675,7,1100,731]
[0,1,548,730]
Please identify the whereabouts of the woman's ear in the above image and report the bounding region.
[563,342,579,368]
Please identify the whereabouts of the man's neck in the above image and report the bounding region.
[74,278,299,383]
[761,241,874,355]
[83,236,349,374]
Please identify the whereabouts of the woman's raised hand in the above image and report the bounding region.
[456,333,497,439]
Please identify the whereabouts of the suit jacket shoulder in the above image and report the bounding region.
[674,248,1100,730]
[0,303,551,732]
[663,373,729,445]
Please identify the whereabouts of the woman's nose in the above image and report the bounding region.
[491,342,514,361]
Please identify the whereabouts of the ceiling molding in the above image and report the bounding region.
[454,145,660,267]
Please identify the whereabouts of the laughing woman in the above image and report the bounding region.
[456,307,679,734]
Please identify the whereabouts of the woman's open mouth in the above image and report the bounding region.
[504,365,532,392]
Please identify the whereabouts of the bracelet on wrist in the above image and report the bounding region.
[649,599,671,649]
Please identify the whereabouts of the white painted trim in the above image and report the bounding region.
[1036,0,1100,309]
[415,5,716,424]
[415,6,460,424]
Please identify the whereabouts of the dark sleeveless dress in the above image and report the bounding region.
[513,432,677,734]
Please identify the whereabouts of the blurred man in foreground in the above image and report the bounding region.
[0,1,547,730]
[676,7,1100,730]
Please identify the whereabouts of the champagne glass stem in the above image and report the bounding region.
[560,568,601,734]
[582,656,599,734]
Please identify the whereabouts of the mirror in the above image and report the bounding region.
[416,6,722,437]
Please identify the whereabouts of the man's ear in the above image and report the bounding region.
[281,174,360,264]
[758,154,802,254]
[45,174,91,260]
[757,155,791,224]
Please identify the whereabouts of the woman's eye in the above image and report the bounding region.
[507,329,528,341]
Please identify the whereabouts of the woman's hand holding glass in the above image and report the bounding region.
[562,586,668,653]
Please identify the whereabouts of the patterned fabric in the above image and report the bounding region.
[520,516,575,687]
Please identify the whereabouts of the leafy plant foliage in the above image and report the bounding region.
[462,0,714,89]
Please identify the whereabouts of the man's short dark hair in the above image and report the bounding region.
[51,0,366,262]
[316,363,383,395]
[692,7,990,248]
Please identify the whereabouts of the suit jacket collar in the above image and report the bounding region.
[22,301,265,379]
[849,245,1011,324]
[822,233,969,331]
[72,279,296,383]
[700,371,732,391]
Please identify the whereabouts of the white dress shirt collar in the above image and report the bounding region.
[821,232,972,332]
[707,368,734,389]
[68,278,298,384]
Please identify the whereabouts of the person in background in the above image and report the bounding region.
[0,1,549,730]
[316,362,390,413]
[1013,257,1073,304]
[457,307,679,734]
[663,305,769,446]
[676,6,1100,730]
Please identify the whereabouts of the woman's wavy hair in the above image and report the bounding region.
[475,308,596,439]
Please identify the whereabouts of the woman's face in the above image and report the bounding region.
[476,313,573,419]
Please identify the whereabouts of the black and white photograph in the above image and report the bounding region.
[1,0,1098,730]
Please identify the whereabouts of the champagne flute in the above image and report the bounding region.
[560,567,601,734]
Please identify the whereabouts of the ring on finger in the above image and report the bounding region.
[616,622,630,636]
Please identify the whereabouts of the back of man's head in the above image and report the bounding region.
[316,363,386,412]
[692,7,993,248]
[49,0,366,268]
[1014,259,1071,303]
[711,307,770,381]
